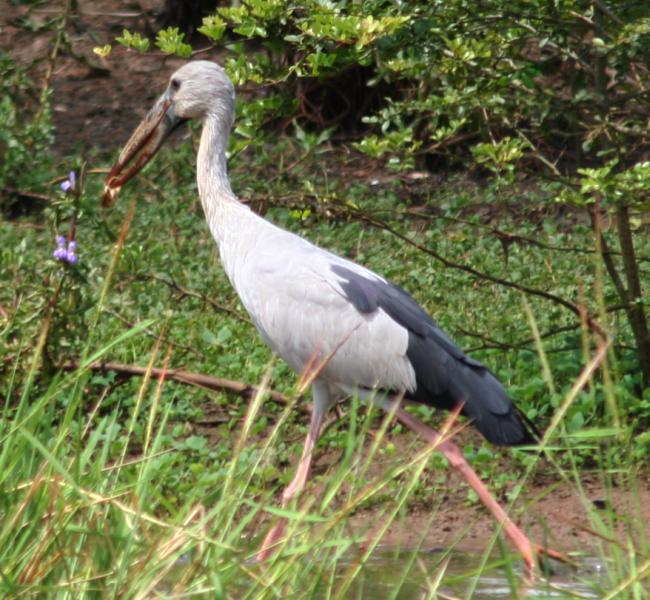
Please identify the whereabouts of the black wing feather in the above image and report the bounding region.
[331,264,536,446]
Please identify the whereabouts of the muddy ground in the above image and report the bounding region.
[2,0,649,560]
[1,0,186,156]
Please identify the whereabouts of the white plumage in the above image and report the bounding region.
[227,213,415,392]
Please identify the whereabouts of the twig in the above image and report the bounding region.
[145,274,250,323]
[1,188,52,203]
[32,0,71,143]
[350,208,607,341]
[592,211,630,308]
[615,205,650,386]
[593,0,624,26]
[462,303,628,353]
[406,206,628,259]
[61,360,299,408]
[33,8,142,17]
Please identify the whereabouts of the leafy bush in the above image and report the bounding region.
[0,51,54,196]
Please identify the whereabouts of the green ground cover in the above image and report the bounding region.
[1,133,648,596]
[1,0,650,594]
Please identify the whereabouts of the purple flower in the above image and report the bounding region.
[53,235,79,265]
[60,171,77,193]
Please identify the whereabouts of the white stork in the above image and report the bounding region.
[103,60,560,574]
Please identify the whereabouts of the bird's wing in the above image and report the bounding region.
[327,263,534,445]
[233,229,416,392]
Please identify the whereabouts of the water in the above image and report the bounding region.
[169,548,607,598]
[339,549,607,599]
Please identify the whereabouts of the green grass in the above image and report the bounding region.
[1,133,649,597]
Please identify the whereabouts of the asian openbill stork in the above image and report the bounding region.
[103,60,559,575]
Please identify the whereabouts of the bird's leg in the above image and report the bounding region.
[257,381,334,561]
[280,409,325,504]
[378,398,539,578]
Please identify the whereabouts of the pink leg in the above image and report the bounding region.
[257,381,334,561]
[376,397,567,578]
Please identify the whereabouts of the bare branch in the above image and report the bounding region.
[146,274,250,323]
[61,360,300,408]
[348,208,607,341]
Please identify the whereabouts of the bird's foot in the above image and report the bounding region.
[534,544,574,572]
[514,539,572,582]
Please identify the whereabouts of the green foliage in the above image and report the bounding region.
[155,27,193,58]
[2,3,650,596]
[471,138,528,183]
[197,15,227,41]
[558,160,650,208]
[0,52,53,192]
[93,43,112,58]
[114,1,650,186]
[136,0,648,386]
[115,28,150,53]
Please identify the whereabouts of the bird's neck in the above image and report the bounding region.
[196,110,256,281]
[197,114,236,212]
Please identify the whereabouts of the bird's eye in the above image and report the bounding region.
[170,78,181,91]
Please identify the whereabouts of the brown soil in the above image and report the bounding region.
[349,467,650,556]
[307,431,650,557]
[1,0,186,156]
[3,0,649,560]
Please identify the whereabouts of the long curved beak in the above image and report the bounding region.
[103,93,185,207]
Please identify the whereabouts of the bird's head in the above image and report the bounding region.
[103,60,235,206]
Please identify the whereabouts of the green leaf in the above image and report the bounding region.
[93,44,112,58]
[156,27,193,58]
[217,326,232,343]
[202,329,219,345]
[198,15,227,41]
[115,29,150,53]
[185,436,208,451]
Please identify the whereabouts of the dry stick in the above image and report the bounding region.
[352,209,607,341]
[616,205,650,387]
[408,206,650,264]
[31,0,71,142]
[23,278,64,398]
[593,212,629,300]
[593,206,650,386]
[1,188,53,203]
[2,170,112,203]
[461,303,630,354]
[105,308,204,359]
[144,274,249,323]
[60,361,299,409]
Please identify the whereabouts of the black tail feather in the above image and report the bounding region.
[449,367,538,446]
[407,334,538,446]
